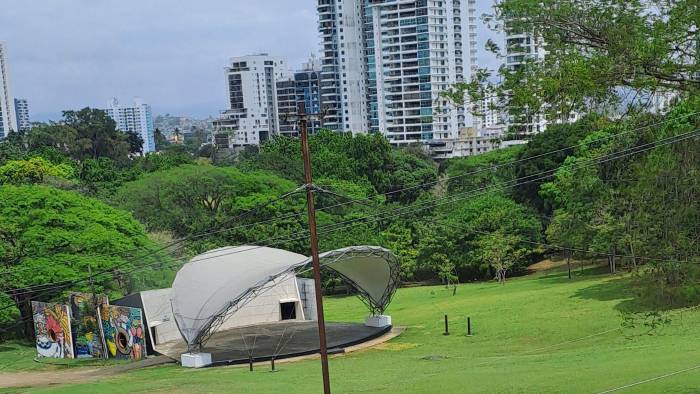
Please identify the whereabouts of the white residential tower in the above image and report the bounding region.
[317,0,479,143]
[105,97,156,153]
[213,54,288,146]
[0,42,17,138]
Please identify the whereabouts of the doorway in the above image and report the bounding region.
[280,302,296,320]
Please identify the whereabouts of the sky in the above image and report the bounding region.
[1,0,502,121]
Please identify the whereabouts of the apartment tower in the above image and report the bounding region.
[0,42,17,138]
[213,54,288,146]
[317,0,478,143]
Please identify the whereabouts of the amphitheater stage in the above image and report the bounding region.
[156,321,391,366]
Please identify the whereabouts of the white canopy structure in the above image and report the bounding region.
[171,245,400,349]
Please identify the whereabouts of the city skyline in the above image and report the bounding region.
[0,0,501,121]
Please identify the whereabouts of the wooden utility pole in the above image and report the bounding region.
[296,102,331,394]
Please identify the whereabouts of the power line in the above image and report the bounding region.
[0,142,691,333]
[299,128,700,243]
[4,111,697,280]
[2,126,697,308]
[0,186,306,278]
[597,364,700,393]
[305,112,700,211]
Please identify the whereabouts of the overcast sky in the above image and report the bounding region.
[1,0,501,120]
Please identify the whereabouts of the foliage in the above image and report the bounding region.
[61,108,132,162]
[154,128,170,151]
[444,146,521,194]
[446,0,698,130]
[542,97,700,304]
[476,231,525,283]
[243,130,438,205]
[414,193,541,281]
[0,185,175,337]
[512,115,607,213]
[0,157,74,185]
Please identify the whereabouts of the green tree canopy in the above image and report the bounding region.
[445,0,698,132]
[542,97,700,304]
[0,185,174,337]
[241,130,438,204]
[0,157,74,185]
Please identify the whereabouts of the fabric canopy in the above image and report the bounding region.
[171,245,399,347]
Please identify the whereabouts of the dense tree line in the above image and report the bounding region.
[1,98,698,339]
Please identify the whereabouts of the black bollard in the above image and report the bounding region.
[249,356,253,372]
[271,356,276,372]
[443,314,450,335]
[467,317,472,336]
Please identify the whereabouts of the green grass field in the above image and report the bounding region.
[4,264,700,393]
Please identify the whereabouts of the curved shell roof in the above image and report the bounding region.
[171,245,400,346]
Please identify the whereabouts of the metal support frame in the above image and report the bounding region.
[177,246,401,354]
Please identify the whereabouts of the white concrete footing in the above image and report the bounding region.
[365,315,392,328]
[181,352,212,368]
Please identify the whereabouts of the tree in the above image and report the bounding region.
[414,193,541,281]
[449,0,698,126]
[444,146,521,194]
[62,108,131,162]
[541,97,700,304]
[477,231,524,284]
[25,123,77,154]
[113,164,303,238]
[126,131,144,155]
[246,130,437,204]
[383,148,439,204]
[172,128,182,145]
[154,128,170,151]
[0,185,174,338]
[512,116,607,213]
[381,221,418,281]
[0,157,74,185]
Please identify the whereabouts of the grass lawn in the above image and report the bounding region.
[3,264,700,393]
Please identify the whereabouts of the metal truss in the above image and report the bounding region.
[181,246,401,351]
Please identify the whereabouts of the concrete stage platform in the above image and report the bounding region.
[157,321,391,365]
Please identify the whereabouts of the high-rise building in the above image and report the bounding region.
[474,94,506,130]
[14,98,30,131]
[0,42,17,138]
[276,57,324,137]
[318,0,368,133]
[503,30,548,135]
[317,0,479,143]
[213,54,288,147]
[105,97,156,153]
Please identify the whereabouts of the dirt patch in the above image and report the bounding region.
[528,259,567,272]
[374,342,418,351]
[0,356,174,389]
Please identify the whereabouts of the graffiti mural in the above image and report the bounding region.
[31,301,74,359]
[69,292,109,359]
[99,305,146,360]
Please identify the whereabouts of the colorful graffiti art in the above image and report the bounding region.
[31,301,74,359]
[69,292,109,359]
[99,305,146,360]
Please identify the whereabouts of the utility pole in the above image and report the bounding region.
[294,102,331,394]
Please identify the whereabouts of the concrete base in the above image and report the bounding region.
[365,315,391,328]
[181,352,212,368]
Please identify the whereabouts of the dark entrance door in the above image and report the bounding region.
[280,302,296,320]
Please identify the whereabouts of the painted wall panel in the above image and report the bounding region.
[69,292,108,359]
[31,301,74,359]
[99,305,146,360]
